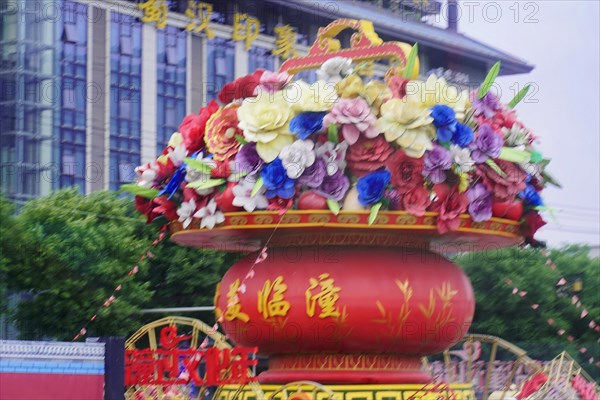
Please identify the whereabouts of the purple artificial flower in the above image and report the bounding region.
[466,183,493,222]
[471,92,502,119]
[470,124,503,163]
[423,145,452,184]
[298,158,327,188]
[234,142,264,175]
[315,169,350,201]
[384,189,403,210]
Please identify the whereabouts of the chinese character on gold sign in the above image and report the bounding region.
[272,25,298,60]
[232,13,260,50]
[257,276,290,319]
[138,0,167,29]
[305,273,341,318]
[224,279,249,322]
[184,0,215,38]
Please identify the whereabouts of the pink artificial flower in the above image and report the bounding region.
[259,70,292,93]
[387,76,409,99]
[323,98,379,145]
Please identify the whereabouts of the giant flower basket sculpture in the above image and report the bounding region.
[128,19,555,385]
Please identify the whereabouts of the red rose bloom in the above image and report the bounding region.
[218,69,265,104]
[135,196,158,223]
[385,149,424,194]
[476,159,527,202]
[179,100,219,153]
[436,188,468,234]
[346,135,394,177]
[403,186,432,217]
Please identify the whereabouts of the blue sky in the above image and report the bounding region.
[454,1,600,246]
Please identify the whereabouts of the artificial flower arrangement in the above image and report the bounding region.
[128,53,558,246]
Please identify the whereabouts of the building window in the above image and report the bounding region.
[248,46,275,73]
[156,26,186,152]
[206,37,235,101]
[110,13,142,191]
[59,1,87,193]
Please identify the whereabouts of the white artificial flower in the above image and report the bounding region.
[193,199,225,229]
[168,143,188,167]
[232,175,269,212]
[177,198,197,229]
[450,145,475,172]
[279,140,316,178]
[503,124,532,149]
[316,141,348,176]
[135,161,159,188]
[317,57,352,83]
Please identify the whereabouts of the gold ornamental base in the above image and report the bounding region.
[215,384,476,400]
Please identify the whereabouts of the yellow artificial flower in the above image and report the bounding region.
[458,172,469,193]
[336,74,364,98]
[237,91,295,162]
[290,80,339,112]
[168,132,183,148]
[377,97,434,158]
[362,80,392,116]
[406,74,470,121]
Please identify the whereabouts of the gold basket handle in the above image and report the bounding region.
[279,18,419,79]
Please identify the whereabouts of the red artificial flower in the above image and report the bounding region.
[386,76,409,99]
[152,196,179,221]
[403,186,432,217]
[476,159,527,202]
[267,196,293,214]
[205,103,243,162]
[435,186,469,234]
[210,160,231,179]
[520,210,546,241]
[135,195,159,223]
[346,135,395,177]
[385,149,424,194]
[218,69,265,104]
[179,100,220,153]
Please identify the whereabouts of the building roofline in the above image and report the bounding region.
[266,0,534,76]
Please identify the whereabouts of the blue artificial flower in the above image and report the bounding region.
[260,158,297,199]
[289,112,327,140]
[431,105,457,142]
[519,185,544,207]
[356,169,391,206]
[452,122,475,147]
[158,164,186,199]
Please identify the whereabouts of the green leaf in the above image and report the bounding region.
[508,84,530,109]
[184,157,213,174]
[326,199,340,215]
[250,176,264,198]
[118,184,159,199]
[186,179,226,190]
[498,147,531,163]
[485,158,506,178]
[402,43,419,79]
[368,202,383,225]
[529,150,543,163]
[328,124,339,144]
[235,134,248,145]
[478,61,501,99]
[541,170,562,188]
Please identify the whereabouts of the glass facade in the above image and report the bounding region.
[156,26,187,152]
[0,0,56,203]
[59,1,87,192]
[109,13,142,191]
[248,46,275,73]
[206,37,235,101]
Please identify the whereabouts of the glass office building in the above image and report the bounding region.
[0,0,533,203]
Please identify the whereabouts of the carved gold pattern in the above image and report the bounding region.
[395,214,417,225]
[308,214,332,224]
[338,214,361,224]
[230,216,249,226]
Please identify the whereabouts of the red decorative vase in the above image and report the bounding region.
[172,211,522,384]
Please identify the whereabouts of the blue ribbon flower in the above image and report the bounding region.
[158,164,186,199]
[289,112,327,140]
[260,158,297,199]
[356,169,391,206]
